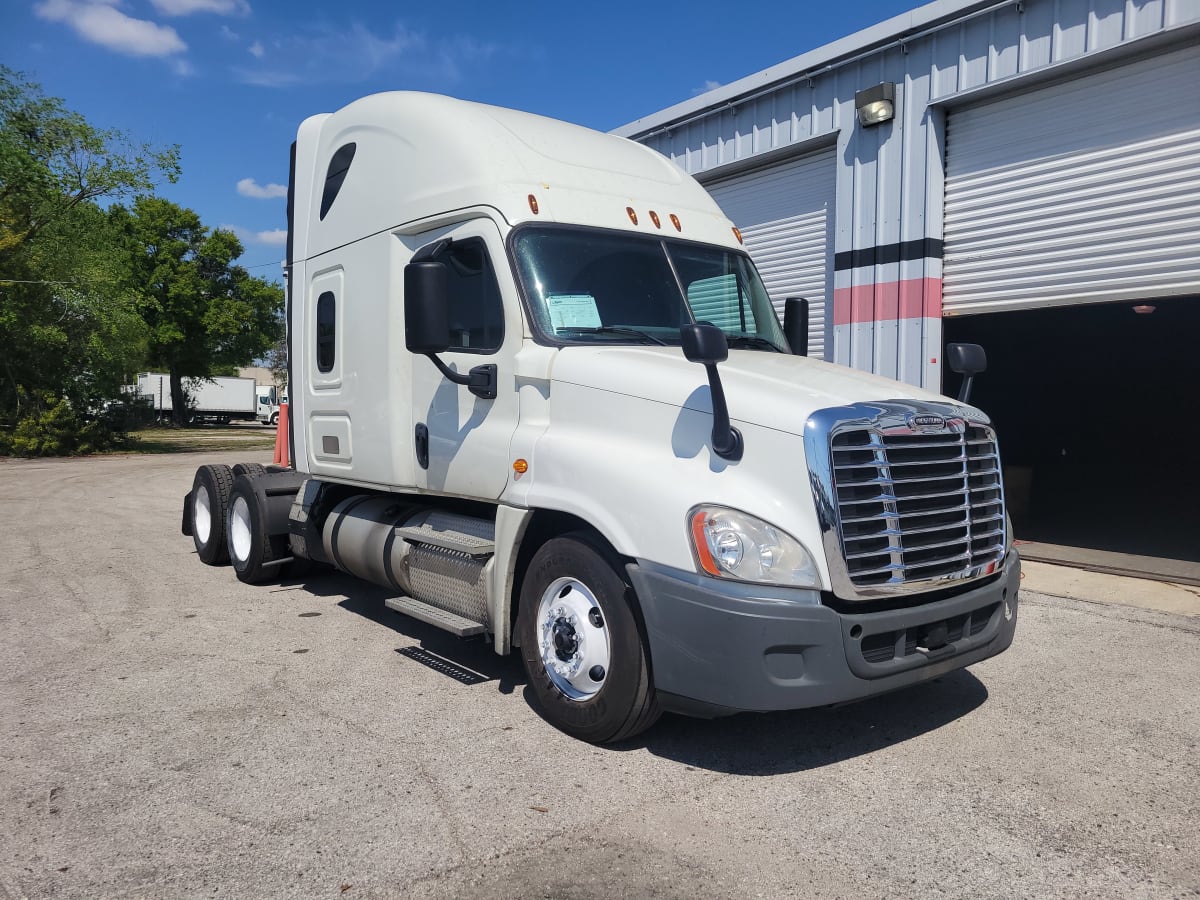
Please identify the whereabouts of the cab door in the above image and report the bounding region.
[409,219,521,499]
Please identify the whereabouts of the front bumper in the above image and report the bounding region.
[627,551,1020,717]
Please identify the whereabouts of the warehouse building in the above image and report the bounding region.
[618,0,1200,570]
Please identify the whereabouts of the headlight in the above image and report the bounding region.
[688,505,820,588]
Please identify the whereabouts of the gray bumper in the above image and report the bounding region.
[627,551,1020,717]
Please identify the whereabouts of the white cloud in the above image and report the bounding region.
[692,79,722,96]
[34,0,187,57]
[149,0,251,16]
[219,23,239,40]
[256,229,287,246]
[221,224,287,247]
[237,177,287,199]
[233,21,498,88]
[248,39,264,58]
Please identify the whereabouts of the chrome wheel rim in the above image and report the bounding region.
[193,484,212,545]
[229,495,253,563]
[536,577,610,701]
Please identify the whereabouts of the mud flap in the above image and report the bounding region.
[181,491,193,536]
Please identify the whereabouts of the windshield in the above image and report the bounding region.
[511,226,789,351]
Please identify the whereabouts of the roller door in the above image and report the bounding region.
[943,45,1200,315]
[705,148,835,357]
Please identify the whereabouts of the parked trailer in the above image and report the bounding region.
[181,93,1019,743]
[138,373,257,424]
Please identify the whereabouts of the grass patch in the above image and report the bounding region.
[120,427,277,454]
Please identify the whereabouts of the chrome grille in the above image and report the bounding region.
[804,401,1007,601]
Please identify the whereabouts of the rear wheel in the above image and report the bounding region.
[518,534,660,744]
[191,464,233,565]
[227,477,281,584]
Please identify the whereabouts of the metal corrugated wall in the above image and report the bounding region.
[627,0,1200,389]
[704,149,836,358]
[943,46,1200,314]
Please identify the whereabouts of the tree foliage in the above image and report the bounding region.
[109,197,284,424]
[0,67,283,451]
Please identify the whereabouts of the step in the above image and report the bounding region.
[394,525,495,558]
[384,595,486,637]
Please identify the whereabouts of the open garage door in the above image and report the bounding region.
[943,46,1200,315]
[704,148,835,358]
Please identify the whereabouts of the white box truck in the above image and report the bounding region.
[181,93,1018,743]
[138,373,257,424]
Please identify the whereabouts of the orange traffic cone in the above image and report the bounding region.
[273,403,290,467]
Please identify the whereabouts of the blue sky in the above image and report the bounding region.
[3,0,920,276]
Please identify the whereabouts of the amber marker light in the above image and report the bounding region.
[732,227,744,244]
[649,210,661,228]
[670,214,682,231]
[528,194,540,214]
[690,510,721,576]
[513,458,529,474]
[626,206,638,225]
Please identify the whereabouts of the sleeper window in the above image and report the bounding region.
[316,291,335,372]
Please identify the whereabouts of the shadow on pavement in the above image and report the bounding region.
[277,569,987,775]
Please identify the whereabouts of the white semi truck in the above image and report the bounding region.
[138,373,257,424]
[182,93,1018,743]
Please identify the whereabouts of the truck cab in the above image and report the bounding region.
[184,92,1018,743]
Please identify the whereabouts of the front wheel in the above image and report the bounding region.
[518,535,660,744]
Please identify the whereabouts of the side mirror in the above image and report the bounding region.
[946,342,987,405]
[404,257,497,400]
[404,261,450,353]
[681,323,729,365]
[680,324,742,462]
[783,298,809,356]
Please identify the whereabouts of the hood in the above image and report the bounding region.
[548,346,957,435]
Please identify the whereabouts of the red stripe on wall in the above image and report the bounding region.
[833,278,943,326]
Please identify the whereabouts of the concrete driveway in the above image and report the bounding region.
[1,452,1197,899]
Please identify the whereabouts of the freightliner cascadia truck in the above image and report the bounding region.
[182,93,1019,744]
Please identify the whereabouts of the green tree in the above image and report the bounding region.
[0,67,179,449]
[110,197,285,424]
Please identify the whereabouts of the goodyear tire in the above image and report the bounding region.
[226,475,281,584]
[518,534,660,744]
[191,464,234,565]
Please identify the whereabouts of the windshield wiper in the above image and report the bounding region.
[556,326,668,346]
[725,335,785,352]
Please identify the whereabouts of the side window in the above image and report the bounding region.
[319,143,356,221]
[316,291,335,372]
[433,239,504,352]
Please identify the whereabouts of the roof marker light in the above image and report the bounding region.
[670,214,682,231]
[649,210,661,229]
[528,194,539,214]
[626,207,638,225]
[732,227,744,244]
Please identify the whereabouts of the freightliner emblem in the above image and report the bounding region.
[908,414,947,431]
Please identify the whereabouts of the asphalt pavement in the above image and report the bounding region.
[0,451,1197,899]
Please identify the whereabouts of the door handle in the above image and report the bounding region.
[415,422,429,470]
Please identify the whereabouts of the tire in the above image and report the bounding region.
[191,464,233,565]
[231,462,267,479]
[226,476,282,584]
[269,412,279,427]
[517,534,660,744]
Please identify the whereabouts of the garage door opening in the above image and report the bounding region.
[943,296,1200,565]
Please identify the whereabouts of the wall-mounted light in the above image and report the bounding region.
[855,82,896,127]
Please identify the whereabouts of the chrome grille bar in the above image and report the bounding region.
[804,400,1008,601]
